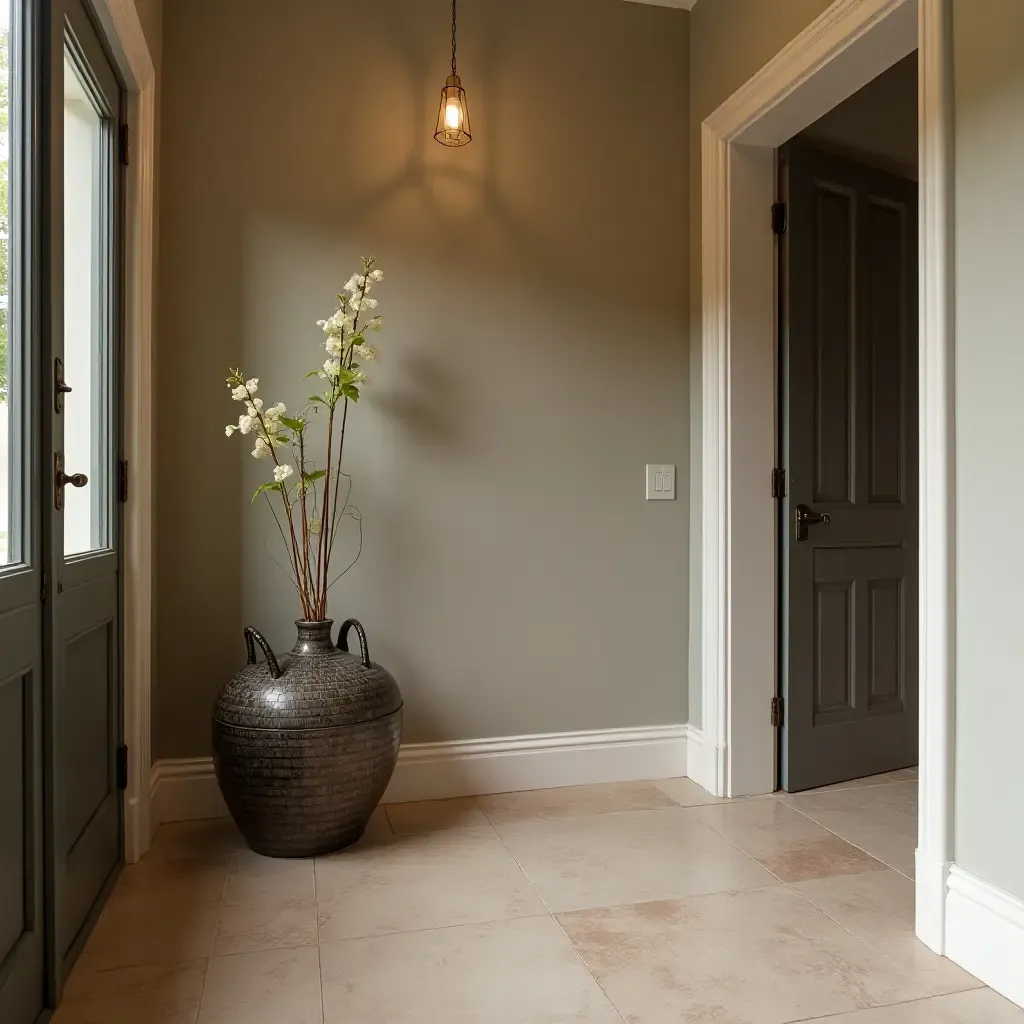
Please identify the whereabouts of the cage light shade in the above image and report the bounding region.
[434,74,472,146]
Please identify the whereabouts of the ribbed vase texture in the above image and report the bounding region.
[212,619,402,857]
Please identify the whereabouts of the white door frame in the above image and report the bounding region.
[91,0,156,864]
[691,0,954,953]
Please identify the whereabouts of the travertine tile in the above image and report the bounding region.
[559,885,927,1023]
[652,776,728,807]
[54,961,206,1024]
[385,796,491,834]
[813,988,1024,1022]
[792,870,982,995]
[214,851,316,956]
[494,807,777,912]
[198,946,322,1024]
[315,826,545,941]
[319,916,621,1024]
[77,887,221,972]
[697,798,888,882]
[782,782,918,877]
[478,780,678,824]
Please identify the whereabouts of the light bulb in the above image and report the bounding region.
[444,101,462,130]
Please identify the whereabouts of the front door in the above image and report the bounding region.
[48,0,124,986]
[0,3,46,1019]
[778,142,918,792]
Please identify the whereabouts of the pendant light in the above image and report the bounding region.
[434,0,472,147]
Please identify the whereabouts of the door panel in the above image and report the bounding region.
[49,0,123,984]
[779,143,918,792]
[0,0,45,1019]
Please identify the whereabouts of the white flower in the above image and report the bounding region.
[245,378,259,393]
[252,437,271,458]
[368,268,383,282]
[343,273,366,294]
[366,316,383,333]
[354,343,378,361]
[351,369,369,385]
[323,358,341,378]
[230,384,248,401]
[225,424,237,436]
[273,464,294,483]
[238,414,255,435]
[265,402,286,421]
[362,296,378,310]
[325,335,344,356]
[246,397,264,414]
[349,296,363,311]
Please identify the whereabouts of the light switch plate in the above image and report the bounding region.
[646,464,676,500]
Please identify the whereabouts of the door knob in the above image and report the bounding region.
[54,452,88,511]
[795,503,831,541]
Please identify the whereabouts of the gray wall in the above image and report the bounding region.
[154,0,690,760]
[798,52,918,179]
[686,0,834,723]
[952,0,1024,900]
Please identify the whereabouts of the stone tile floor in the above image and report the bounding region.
[55,767,1024,1023]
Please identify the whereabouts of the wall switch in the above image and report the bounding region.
[646,464,676,500]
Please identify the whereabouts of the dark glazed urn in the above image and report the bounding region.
[212,619,402,857]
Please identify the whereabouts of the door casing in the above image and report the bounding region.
[692,0,955,956]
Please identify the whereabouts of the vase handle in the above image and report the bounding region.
[243,626,283,679]
[337,618,372,669]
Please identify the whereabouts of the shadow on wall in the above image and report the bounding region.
[156,0,690,759]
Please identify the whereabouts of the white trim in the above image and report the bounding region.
[90,0,156,864]
[621,0,698,10]
[915,0,956,956]
[697,0,954,948]
[149,726,690,824]
[945,866,1024,1009]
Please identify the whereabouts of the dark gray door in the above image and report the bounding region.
[47,0,123,989]
[778,143,918,792]
[0,2,46,1022]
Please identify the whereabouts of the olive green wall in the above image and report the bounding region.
[685,0,835,723]
[154,0,690,759]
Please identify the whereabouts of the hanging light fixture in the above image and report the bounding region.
[434,0,472,147]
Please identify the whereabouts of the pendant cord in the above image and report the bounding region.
[451,0,457,76]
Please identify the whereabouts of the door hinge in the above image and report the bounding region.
[771,468,786,499]
[40,572,48,604]
[118,460,129,503]
[118,123,130,166]
[116,744,129,790]
[771,201,787,235]
[770,696,784,728]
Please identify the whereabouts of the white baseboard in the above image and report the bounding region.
[945,864,1024,1009]
[915,851,951,954]
[149,724,691,825]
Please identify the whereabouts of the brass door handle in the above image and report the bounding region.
[54,452,88,511]
[795,503,831,541]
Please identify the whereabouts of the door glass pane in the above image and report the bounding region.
[0,1,17,566]
[63,51,111,557]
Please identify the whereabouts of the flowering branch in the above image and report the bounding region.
[223,257,385,621]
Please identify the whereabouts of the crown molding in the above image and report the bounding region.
[622,0,699,11]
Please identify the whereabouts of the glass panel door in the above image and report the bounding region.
[0,0,45,1021]
[49,0,122,990]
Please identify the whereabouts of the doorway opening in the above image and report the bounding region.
[776,53,920,793]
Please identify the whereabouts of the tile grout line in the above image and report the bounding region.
[191,842,235,1023]
[694,797,976,1003]
[781,991,947,1023]
[486,813,630,1024]
[779,797,915,879]
[314,853,326,1024]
